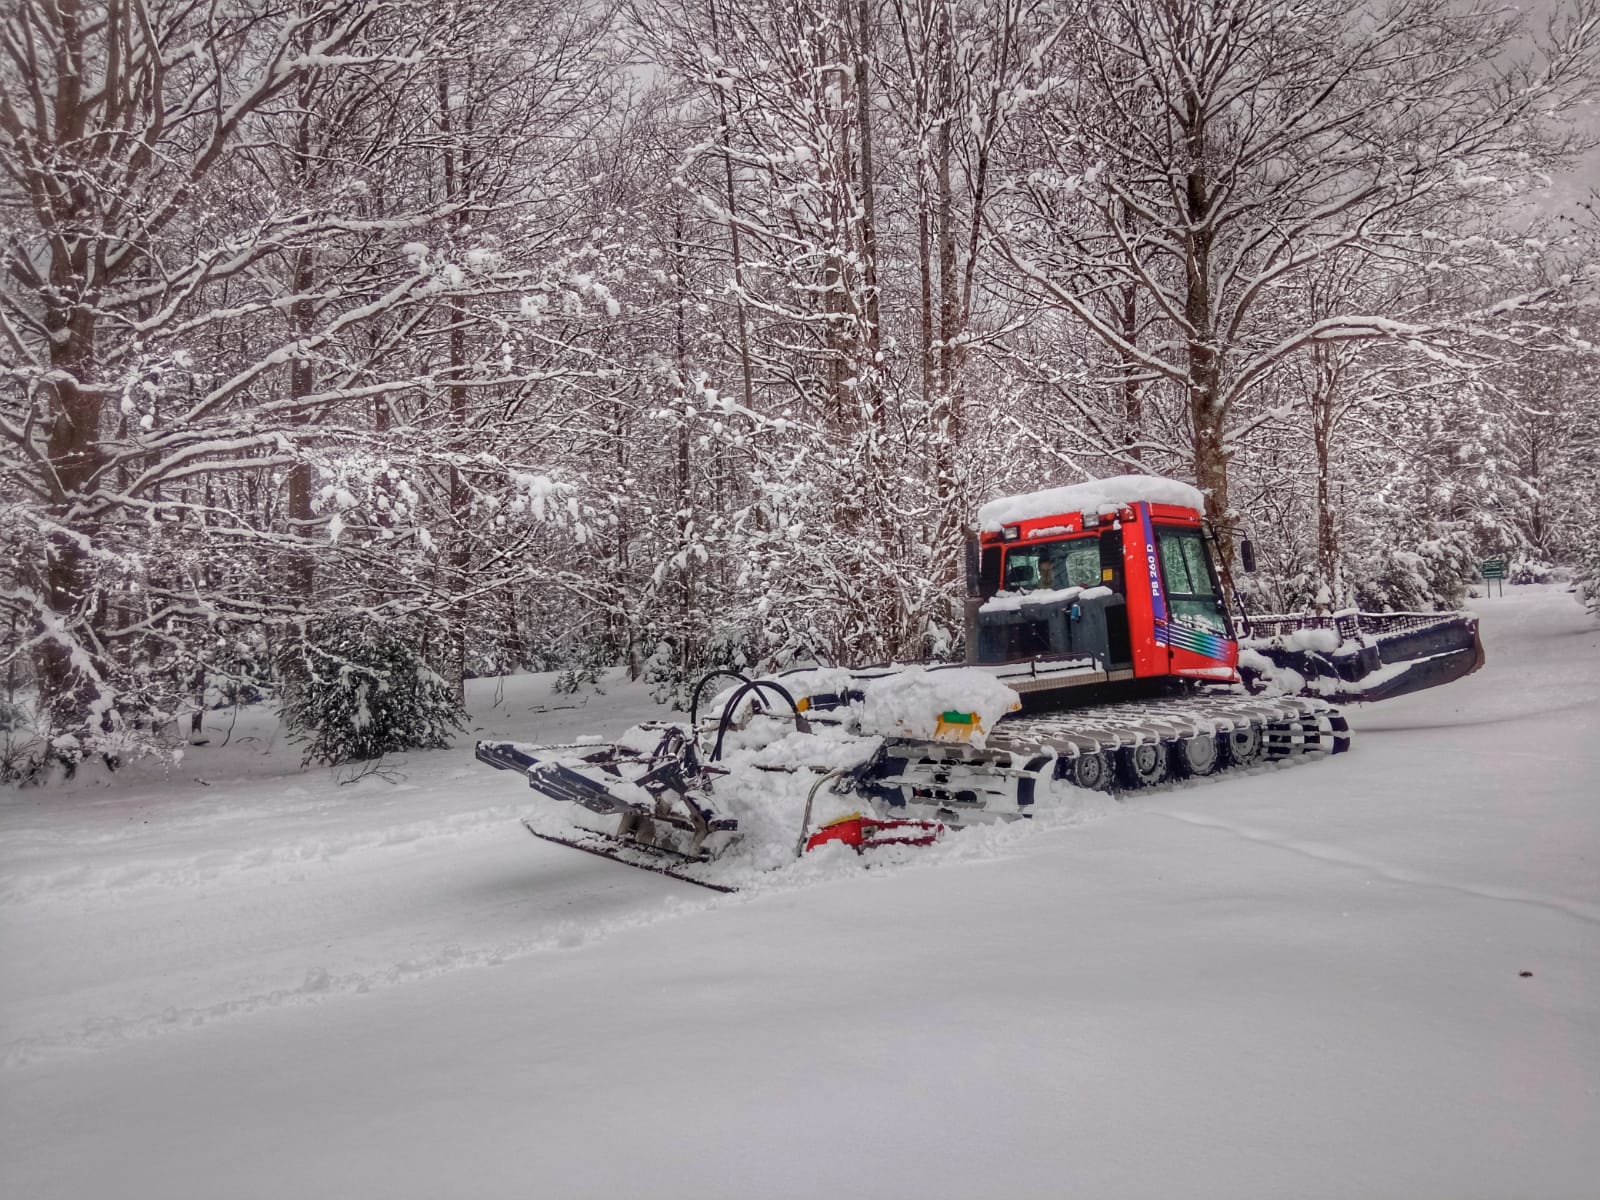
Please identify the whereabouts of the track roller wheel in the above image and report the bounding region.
[1118,741,1170,789]
[1064,750,1114,792]
[1226,723,1264,767]
[1176,733,1221,777]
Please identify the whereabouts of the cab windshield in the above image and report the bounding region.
[1156,526,1228,634]
[1002,536,1102,593]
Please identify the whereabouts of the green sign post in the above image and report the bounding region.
[1480,557,1506,597]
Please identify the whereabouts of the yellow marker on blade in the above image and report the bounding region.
[935,710,983,741]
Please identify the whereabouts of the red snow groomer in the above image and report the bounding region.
[477,475,1485,891]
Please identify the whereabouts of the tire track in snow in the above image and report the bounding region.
[1,801,1110,1070]
[0,805,529,909]
[0,888,725,1070]
[1151,809,1600,926]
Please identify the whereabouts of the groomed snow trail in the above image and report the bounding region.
[2,585,1596,1199]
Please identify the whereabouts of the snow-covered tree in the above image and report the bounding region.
[992,0,1598,560]
[0,0,623,764]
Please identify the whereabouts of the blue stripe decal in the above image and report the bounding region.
[1156,621,1231,661]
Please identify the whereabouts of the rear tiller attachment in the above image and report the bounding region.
[476,674,945,891]
[475,727,740,885]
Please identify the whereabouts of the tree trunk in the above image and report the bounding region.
[439,63,474,702]
[33,0,104,730]
[39,294,103,729]
[932,5,959,527]
[286,66,318,602]
[1119,202,1142,461]
[287,243,317,600]
[707,0,756,415]
[1182,116,1232,564]
[1311,343,1341,605]
[851,0,882,428]
[672,210,697,678]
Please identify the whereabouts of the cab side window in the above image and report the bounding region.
[1156,527,1228,634]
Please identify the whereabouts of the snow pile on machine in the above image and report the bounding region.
[854,668,1021,743]
[975,475,1205,529]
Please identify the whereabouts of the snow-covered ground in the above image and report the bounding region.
[2,585,1596,1199]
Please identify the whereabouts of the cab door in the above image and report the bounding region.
[1097,524,1133,669]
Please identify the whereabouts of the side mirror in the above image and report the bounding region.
[1240,537,1257,574]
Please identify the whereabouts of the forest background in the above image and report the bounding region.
[3,0,1599,770]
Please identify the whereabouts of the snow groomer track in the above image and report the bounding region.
[863,690,1348,812]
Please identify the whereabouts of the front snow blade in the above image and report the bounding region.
[1242,611,1484,704]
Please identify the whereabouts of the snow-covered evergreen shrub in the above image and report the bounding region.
[1577,532,1600,620]
[204,626,272,709]
[277,616,465,766]
[1344,526,1477,612]
[640,622,764,707]
[0,698,45,784]
[1509,557,1557,585]
[553,653,608,695]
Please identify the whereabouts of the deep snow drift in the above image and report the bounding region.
[2,585,1597,1199]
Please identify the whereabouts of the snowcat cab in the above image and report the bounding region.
[964,477,1239,708]
[963,475,1485,707]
